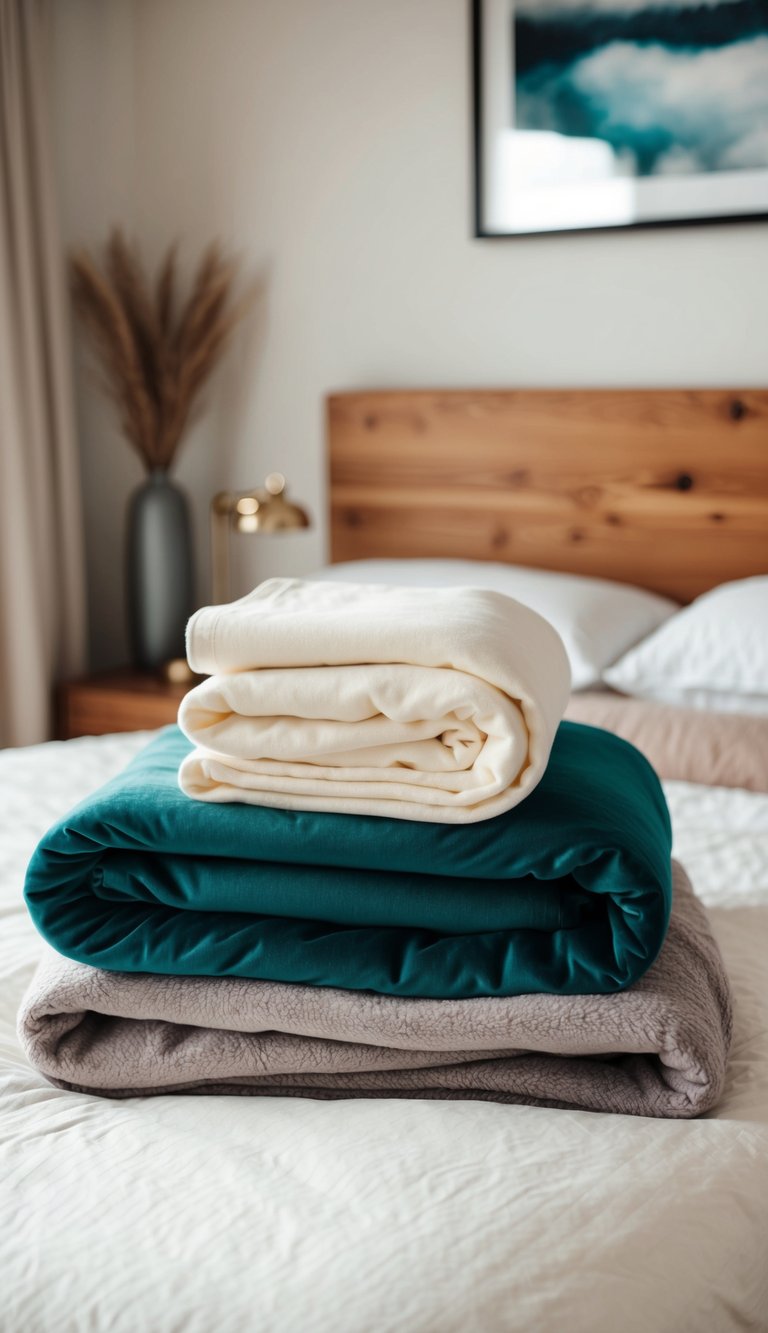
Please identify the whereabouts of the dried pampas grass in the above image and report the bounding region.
[70,230,246,472]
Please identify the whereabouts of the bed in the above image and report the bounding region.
[3,387,768,1331]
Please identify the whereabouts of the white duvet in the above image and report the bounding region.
[2,733,768,1333]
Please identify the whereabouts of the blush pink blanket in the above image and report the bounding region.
[18,862,731,1118]
[564,692,768,792]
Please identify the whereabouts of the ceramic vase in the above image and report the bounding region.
[126,470,194,669]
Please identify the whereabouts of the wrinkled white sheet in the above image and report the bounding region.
[2,733,767,1333]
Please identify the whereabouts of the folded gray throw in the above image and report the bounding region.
[18,862,732,1118]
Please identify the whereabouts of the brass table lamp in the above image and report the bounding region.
[210,472,311,604]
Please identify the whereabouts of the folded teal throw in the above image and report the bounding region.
[24,723,672,998]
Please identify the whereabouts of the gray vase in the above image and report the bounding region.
[127,470,194,670]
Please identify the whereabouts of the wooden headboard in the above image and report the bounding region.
[328,389,768,602]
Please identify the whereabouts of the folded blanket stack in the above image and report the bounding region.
[179,578,570,822]
[19,579,733,1117]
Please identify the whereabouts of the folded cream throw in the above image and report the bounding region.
[18,863,732,1118]
[179,578,570,823]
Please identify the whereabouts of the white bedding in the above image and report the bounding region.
[2,732,768,1333]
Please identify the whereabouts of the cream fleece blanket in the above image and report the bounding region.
[18,864,731,1117]
[179,578,570,823]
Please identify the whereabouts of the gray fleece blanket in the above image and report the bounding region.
[18,862,732,1118]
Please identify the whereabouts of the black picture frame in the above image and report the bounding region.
[472,0,768,239]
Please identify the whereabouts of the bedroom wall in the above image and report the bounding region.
[51,0,768,669]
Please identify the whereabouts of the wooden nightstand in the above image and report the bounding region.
[57,668,193,739]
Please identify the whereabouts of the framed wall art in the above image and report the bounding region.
[472,0,768,237]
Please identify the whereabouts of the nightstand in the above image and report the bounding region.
[57,668,193,739]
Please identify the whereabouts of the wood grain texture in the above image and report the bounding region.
[328,389,768,601]
[57,669,190,739]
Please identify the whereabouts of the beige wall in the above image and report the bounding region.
[52,0,768,668]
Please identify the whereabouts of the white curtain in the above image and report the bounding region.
[0,0,86,746]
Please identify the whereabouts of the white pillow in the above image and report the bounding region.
[312,558,677,690]
[604,576,768,714]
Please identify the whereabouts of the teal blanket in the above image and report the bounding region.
[24,723,672,998]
